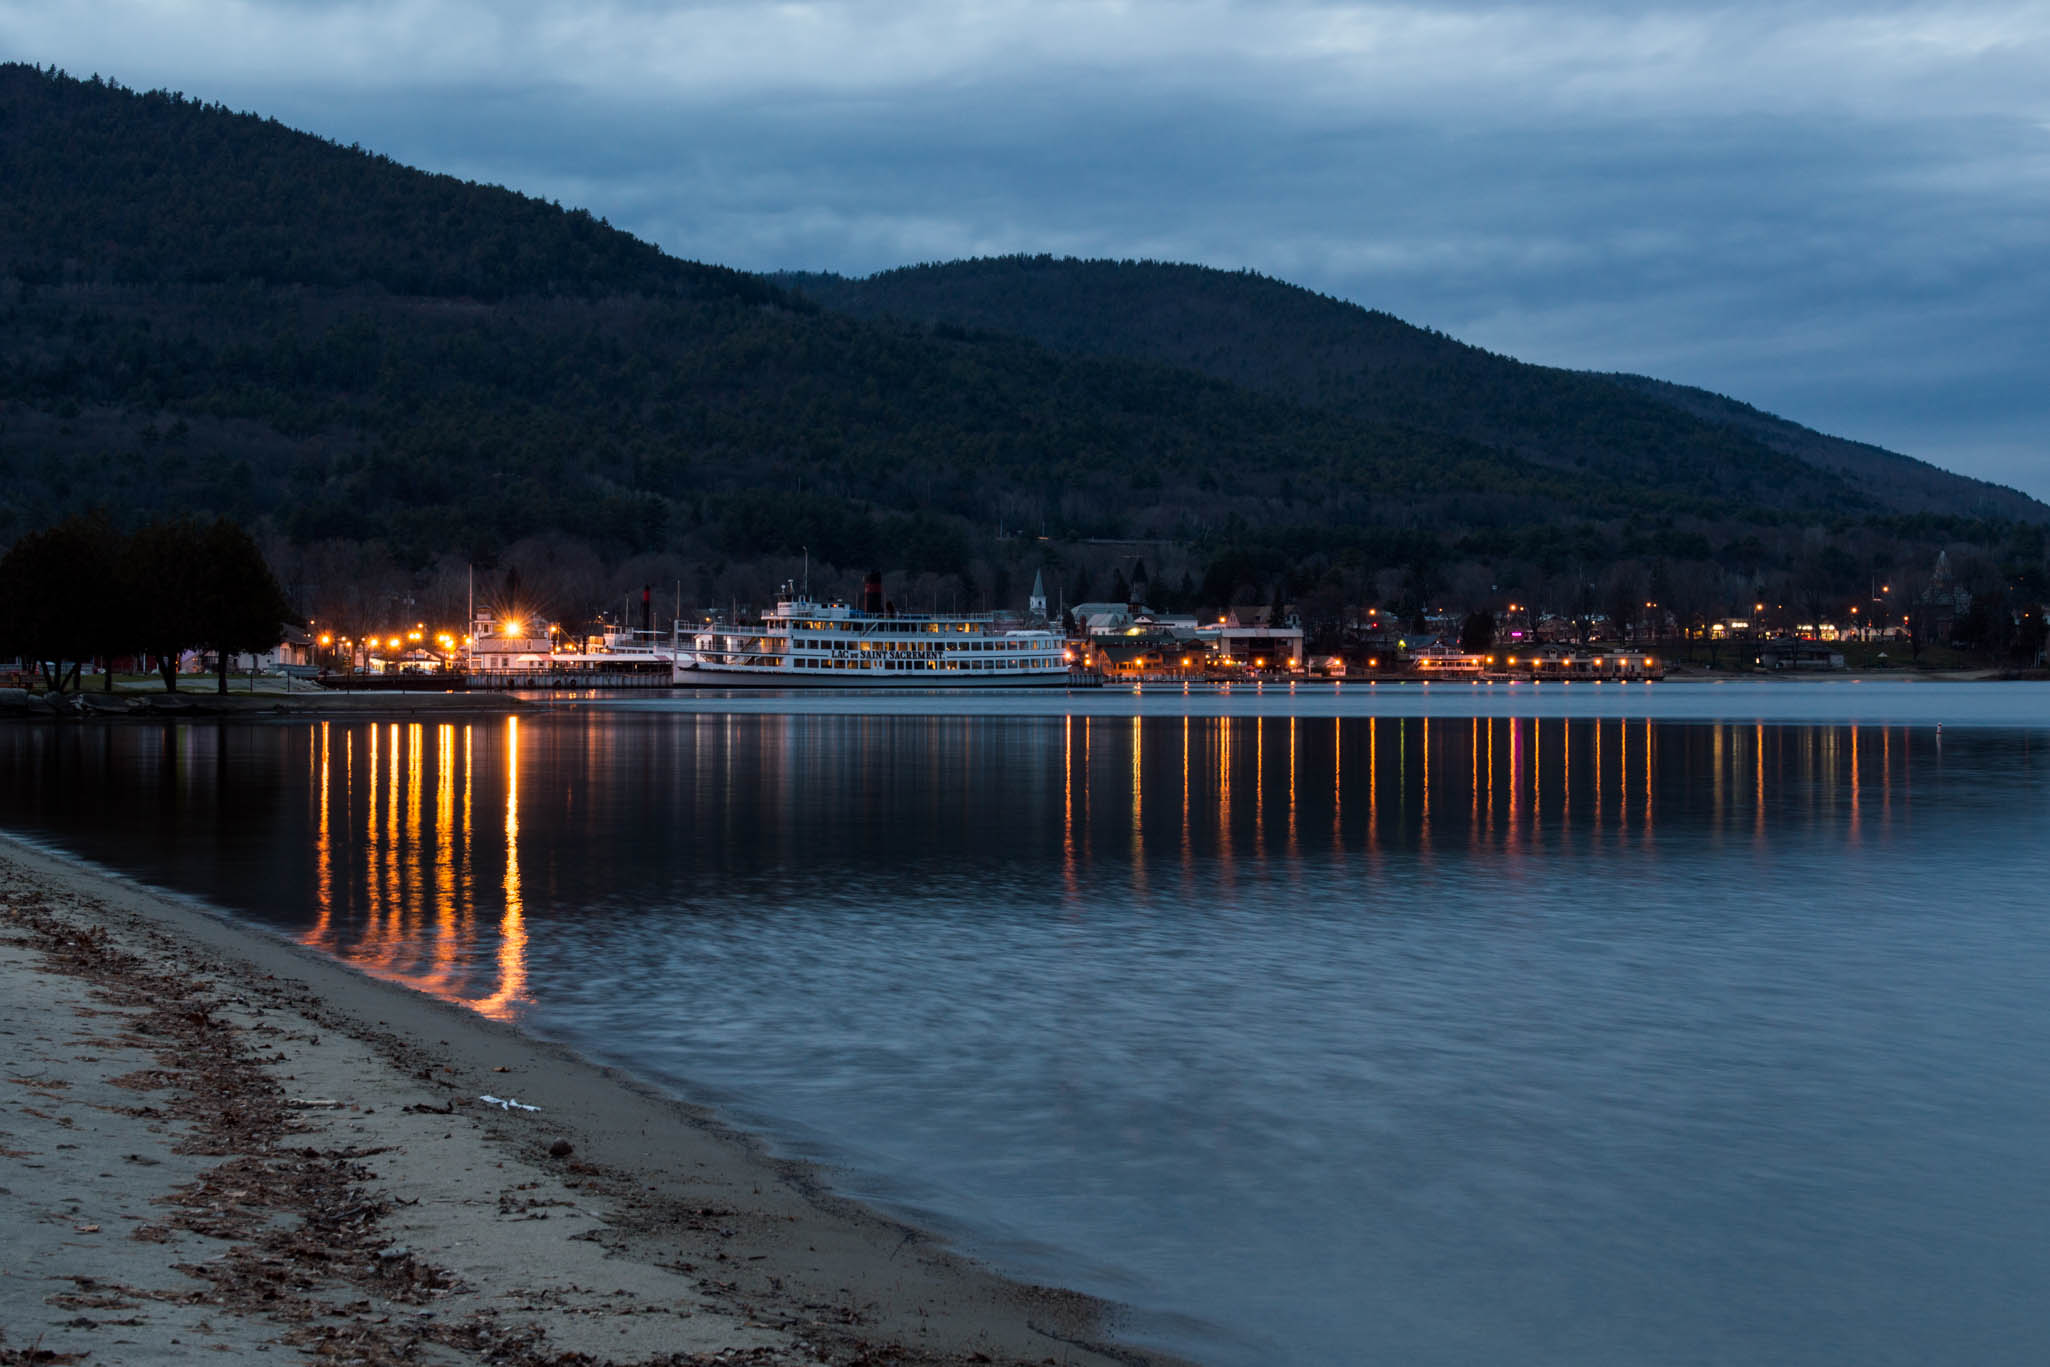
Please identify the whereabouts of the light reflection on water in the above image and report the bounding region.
[295,717,525,1019]
[1,701,2048,1366]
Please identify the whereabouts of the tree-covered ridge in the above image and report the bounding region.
[1597,373,2039,522]
[0,63,784,307]
[0,63,1668,571]
[0,257,1599,558]
[784,256,2046,524]
[0,64,2041,648]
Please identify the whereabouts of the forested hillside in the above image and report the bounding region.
[786,257,2044,524]
[0,67,1623,596]
[2,64,2043,643]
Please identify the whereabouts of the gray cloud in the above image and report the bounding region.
[5,1,2045,496]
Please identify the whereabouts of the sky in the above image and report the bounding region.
[7,1,2047,499]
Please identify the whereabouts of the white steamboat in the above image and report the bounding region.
[688,578,1073,688]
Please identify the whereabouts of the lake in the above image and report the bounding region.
[3,680,2047,1365]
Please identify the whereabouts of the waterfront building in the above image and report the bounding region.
[1201,608,1304,673]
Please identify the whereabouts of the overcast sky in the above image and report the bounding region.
[8,1,2046,498]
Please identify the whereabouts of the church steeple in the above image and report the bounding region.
[1028,569,1048,621]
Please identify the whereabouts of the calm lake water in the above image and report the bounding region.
[3,681,2048,1365]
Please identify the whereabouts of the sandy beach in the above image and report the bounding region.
[0,836,1176,1367]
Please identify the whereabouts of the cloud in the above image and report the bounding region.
[18,1,2046,116]
[4,1,2046,495]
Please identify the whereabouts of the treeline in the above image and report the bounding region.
[0,261,1578,563]
[0,512,293,693]
[0,64,785,306]
[0,61,1825,577]
[786,256,2047,524]
[2,65,2045,649]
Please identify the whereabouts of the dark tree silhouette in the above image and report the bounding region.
[1459,609,1496,652]
[0,512,123,693]
[191,519,297,694]
[125,517,208,692]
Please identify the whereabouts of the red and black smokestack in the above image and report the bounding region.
[641,584,652,634]
[861,570,884,615]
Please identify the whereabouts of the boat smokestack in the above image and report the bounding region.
[861,570,884,615]
[641,584,652,635]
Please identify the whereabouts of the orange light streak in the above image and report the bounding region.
[470,716,527,1020]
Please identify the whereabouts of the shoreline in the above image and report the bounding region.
[0,689,531,720]
[0,668,2037,725]
[0,833,1188,1367]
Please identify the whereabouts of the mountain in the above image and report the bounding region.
[1596,374,2041,522]
[783,257,2045,524]
[1,64,2042,635]
[0,67,1621,564]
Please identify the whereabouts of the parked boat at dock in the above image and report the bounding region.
[685,580,1074,688]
